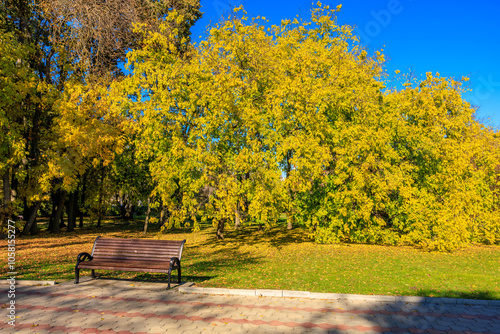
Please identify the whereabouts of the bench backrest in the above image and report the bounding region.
[91,237,186,262]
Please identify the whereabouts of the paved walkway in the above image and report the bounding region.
[2,279,500,334]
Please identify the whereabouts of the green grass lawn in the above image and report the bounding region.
[1,217,499,300]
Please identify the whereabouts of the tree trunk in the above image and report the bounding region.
[30,217,39,235]
[285,153,295,231]
[71,190,78,229]
[124,202,134,220]
[159,205,168,227]
[75,202,82,229]
[78,208,84,228]
[97,167,104,228]
[3,169,11,206]
[79,173,87,228]
[119,197,127,218]
[48,193,57,232]
[10,169,18,203]
[59,211,66,228]
[234,202,241,229]
[1,169,13,227]
[216,219,225,240]
[143,196,151,234]
[66,191,76,232]
[21,202,41,235]
[49,192,66,233]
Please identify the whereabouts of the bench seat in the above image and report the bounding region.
[74,236,186,289]
[77,260,178,273]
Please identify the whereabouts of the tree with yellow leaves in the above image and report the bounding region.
[115,3,500,249]
[0,31,36,226]
[0,0,202,234]
[0,1,60,234]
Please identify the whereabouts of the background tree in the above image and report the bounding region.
[43,0,202,231]
[118,8,290,238]
[41,0,201,77]
[0,31,35,226]
[0,0,61,234]
[2,0,202,234]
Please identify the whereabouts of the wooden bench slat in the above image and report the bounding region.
[95,242,184,248]
[97,239,184,245]
[78,260,171,267]
[95,243,183,247]
[94,251,178,257]
[94,247,180,252]
[78,264,170,273]
[93,255,173,261]
[94,246,182,253]
[93,252,181,258]
[78,260,176,271]
[93,247,182,253]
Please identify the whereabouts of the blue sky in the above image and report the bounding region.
[191,0,500,129]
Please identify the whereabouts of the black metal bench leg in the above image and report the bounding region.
[91,269,96,278]
[178,265,181,284]
[75,267,80,284]
[167,269,172,290]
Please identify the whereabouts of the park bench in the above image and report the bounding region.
[74,236,186,289]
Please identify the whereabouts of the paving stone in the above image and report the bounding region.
[227,289,256,296]
[256,289,283,297]
[10,281,500,334]
[458,299,490,306]
[179,286,204,294]
[203,288,231,295]
[395,296,426,304]
[488,300,500,307]
[309,292,345,300]
[283,290,311,298]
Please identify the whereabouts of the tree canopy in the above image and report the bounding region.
[1,2,498,250]
[114,4,499,250]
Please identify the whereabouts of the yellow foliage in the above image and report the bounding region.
[115,4,499,250]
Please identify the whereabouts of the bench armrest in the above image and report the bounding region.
[169,257,180,269]
[76,252,93,266]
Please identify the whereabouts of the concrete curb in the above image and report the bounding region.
[178,284,500,306]
[1,279,56,286]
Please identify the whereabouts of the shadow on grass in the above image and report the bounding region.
[192,224,311,251]
[18,217,193,241]
[185,245,263,283]
[414,289,499,300]
[14,240,91,250]
[10,217,307,287]
[24,216,310,247]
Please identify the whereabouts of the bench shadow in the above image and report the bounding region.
[75,270,217,285]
